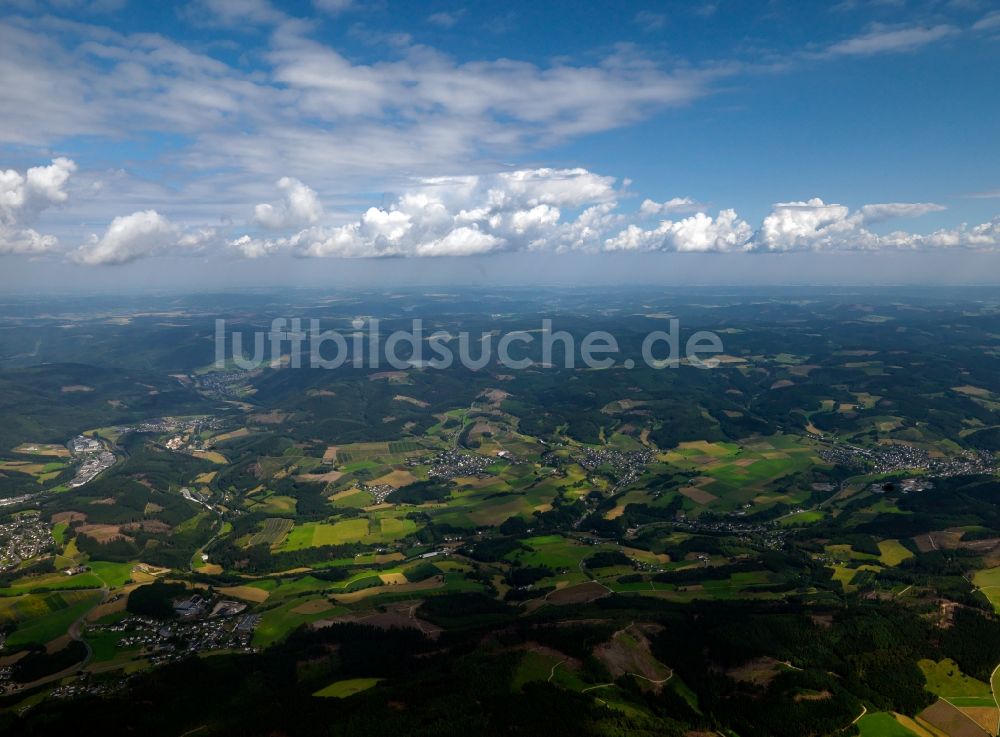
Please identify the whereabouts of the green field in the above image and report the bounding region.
[313,678,382,698]
[877,539,914,566]
[52,522,68,545]
[282,519,370,550]
[253,597,347,648]
[855,712,919,737]
[1,571,104,594]
[973,566,1000,613]
[88,560,136,588]
[919,658,993,701]
[776,509,824,526]
[509,535,591,572]
[2,590,103,648]
[279,515,419,550]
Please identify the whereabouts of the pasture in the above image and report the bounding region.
[919,659,993,702]
[313,678,382,698]
[254,598,349,648]
[278,514,417,550]
[878,539,915,566]
[973,566,1000,613]
[855,712,920,737]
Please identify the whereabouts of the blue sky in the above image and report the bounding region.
[1,0,999,286]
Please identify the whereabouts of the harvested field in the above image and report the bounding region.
[193,450,228,464]
[14,443,71,458]
[953,386,992,398]
[330,577,443,604]
[678,482,719,505]
[918,699,991,737]
[77,524,130,543]
[546,581,610,606]
[394,394,429,408]
[295,469,344,484]
[211,428,251,444]
[605,505,626,520]
[372,469,417,487]
[218,585,270,603]
[51,511,86,525]
[131,564,171,583]
[315,601,442,639]
[290,599,336,615]
[378,572,408,585]
[958,707,999,735]
[87,584,141,621]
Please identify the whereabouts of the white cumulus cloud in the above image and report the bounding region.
[638,197,703,216]
[749,198,950,251]
[605,210,752,252]
[254,177,323,229]
[230,168,621,259]
[74,210,219,265]
[0,157,76,255]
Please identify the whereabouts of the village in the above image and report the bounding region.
[818,439,995,477]
[0,512,52,572]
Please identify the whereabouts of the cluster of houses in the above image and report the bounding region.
[0,512,52,572]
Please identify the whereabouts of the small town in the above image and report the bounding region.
[95,609,260,664]
[421,450,494,479]
[818,439,996,477]
[578,447,653,490]
[0,512,53,572]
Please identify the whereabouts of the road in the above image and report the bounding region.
[850,705,867,726]
[991,663,1000,737]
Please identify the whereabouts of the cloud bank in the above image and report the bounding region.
[217,170,998,261]
[2,161,998,265]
